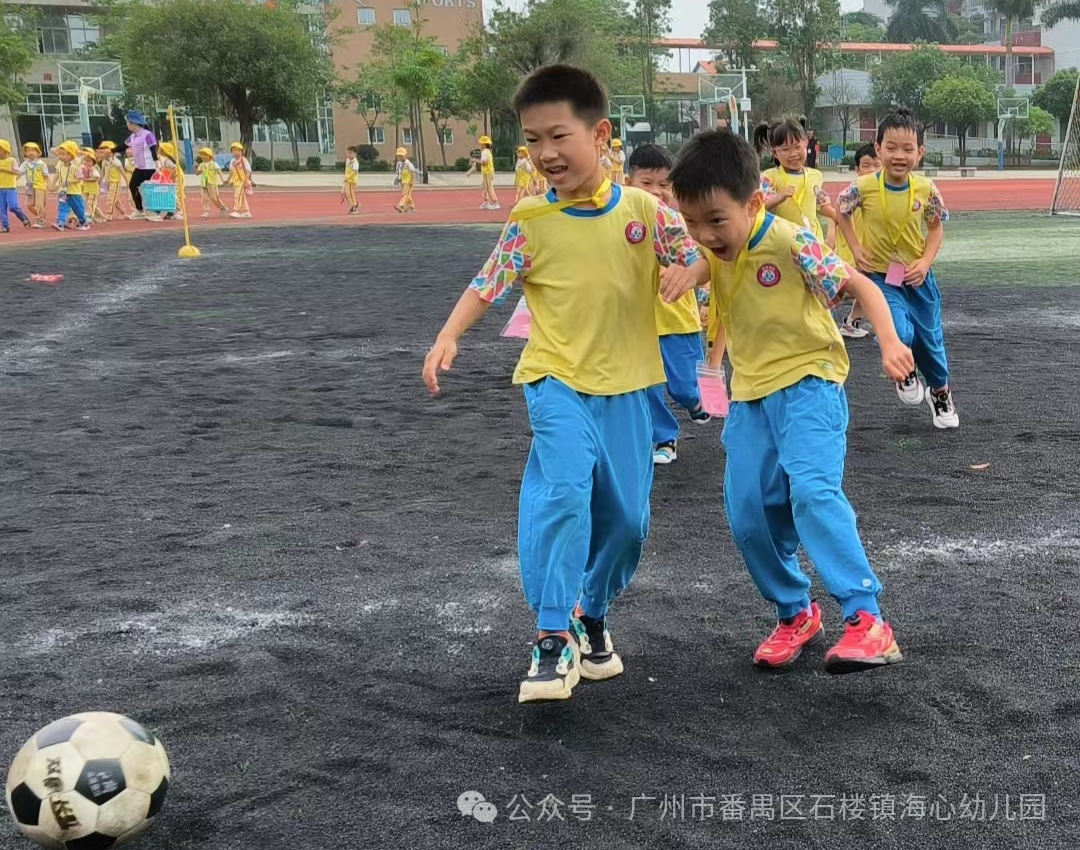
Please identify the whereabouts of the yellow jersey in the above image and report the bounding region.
[514,157,533,189]
[82,165,101,196]
[835,208,863,266]
[398,159,416,185]
[469,184,701,395]
[197,160,221,187]
[837,171,949,273]
[761,166,828,240]
[21,159,49,191]
[344,157,359,185]
[610,149,625,175]
[480,149,494,177]
[229,157,252,187]
[0,156,18,190]
[55,161,83,196]
[105,155,126,185]
[706,211,850,402]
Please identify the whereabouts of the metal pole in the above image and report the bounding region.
[1049,72,1080,215]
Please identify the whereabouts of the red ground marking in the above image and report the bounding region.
[0,179,1055,247]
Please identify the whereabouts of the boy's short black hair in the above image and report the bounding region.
[670,130,760,205]
[877,107,924,145]
[347,145,359,153]
[854,143,877,166]
[512,64,608,125]
[628,143,674,174]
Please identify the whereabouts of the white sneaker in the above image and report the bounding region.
[896,372,925,406]
[229,211,242,218]
[926,387,959,429]
[840,318,870,339]
[128,211,145,220]
[201,212,210,219]
[145,214,163,222]
[239,212,252,218]
[76,223,91,231]
[653,442,677,464]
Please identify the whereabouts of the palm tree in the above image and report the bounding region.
[884,0,957,43]
[1042,0,1080,27]
[983,0,1035,88]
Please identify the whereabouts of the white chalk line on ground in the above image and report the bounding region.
[0,261,177,375]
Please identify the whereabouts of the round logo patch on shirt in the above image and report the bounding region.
[625,221,647,244]
[912,199,922,212]
[757,263,782,287]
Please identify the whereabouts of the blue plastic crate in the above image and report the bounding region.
[141,183,177,213]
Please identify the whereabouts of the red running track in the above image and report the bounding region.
[0,179,1055,247]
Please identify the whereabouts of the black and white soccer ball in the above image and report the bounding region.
[5,712,169,849]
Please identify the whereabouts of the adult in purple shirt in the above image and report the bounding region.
[125,110,159,218]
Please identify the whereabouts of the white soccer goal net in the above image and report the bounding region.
[1050,74,1080,217]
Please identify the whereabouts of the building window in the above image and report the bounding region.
[402,127,415,144]
[369,127,385,145]
[441,128,454,145]
[357,8,375,25]
[23,83,109,118]
[317,94,335,154]
[393,8,411,26]
[37,18,70,54]
[66,15,100,51]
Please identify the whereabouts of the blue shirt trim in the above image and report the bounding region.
[748,213,774,251]
[545,184,623,218]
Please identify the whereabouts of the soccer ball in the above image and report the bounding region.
[5,712,170,849]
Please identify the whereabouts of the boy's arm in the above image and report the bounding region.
[816,185,837,221]
[905,183,949,284]
[423,222,532,394]
[791,231,913,381]
[835,182,869,269]
[760,174,791,210]
[652,202,702,302]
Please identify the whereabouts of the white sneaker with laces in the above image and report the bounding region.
[653,443,677,464]
[896,372,925,406]
[926,387,959,429]
[840,319,870,339]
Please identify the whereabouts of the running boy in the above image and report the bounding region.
[0,139,30,232]
[423,65,703,704]
[829,143,880,339]
[836,108,958,429]
[343,146,360,214]
[51,141,89,231]
[20,143,49,227]
[626,143,711,464]
[673,130,912,674]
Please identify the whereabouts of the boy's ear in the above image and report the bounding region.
[748,190,764,216]
[595,118,613,148]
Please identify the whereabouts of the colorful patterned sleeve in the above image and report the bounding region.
[836,182,862,218]
[760,173,778,200]
[468,221,531,304]
[924,181,950,225]
[652,202,701,268]
[815,185,832,209]
[792,227,852,308]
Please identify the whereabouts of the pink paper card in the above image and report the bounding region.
[885,261,906,287]
[696,363,729,417]
[500,296,532,339]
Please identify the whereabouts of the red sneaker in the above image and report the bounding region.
[753,602,823,669]
[825,611,903,674]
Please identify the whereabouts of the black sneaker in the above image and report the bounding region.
[571,614,624,680]
[518,634,579,703]
[688,405,712,425]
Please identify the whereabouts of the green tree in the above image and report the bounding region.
[455,31,518,135]
[924,74,996,165]
[426,64,468,165]
[112,0,332,153]
[983,0,1034,88]
[629,0,672,142]
[871,44,959,122]
[842,22,887,41]
[884,0,955,43]
[1041,0,1080,27]
[1015,105,1055,151]
[768,0,841,116]
[1033,68,1080,139]
[704,0,767,70]
[335,74,388,148]
[0,13,35,111]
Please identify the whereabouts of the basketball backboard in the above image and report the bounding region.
[57,61,124,97]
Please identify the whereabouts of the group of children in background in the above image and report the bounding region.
[424,64,959,704]
[0,138,256,233]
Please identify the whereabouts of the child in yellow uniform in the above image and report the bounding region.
[837,108,957,429]
[0,139,31,232]
[423,65,705,704]
[393,147,417,213]
[227,142,253,218]
[513,145,535,203]
[145,141,181,222]
[609,138,626,185]
[755,119,832,240]
[97,142,129,220]
[78,149,103,223]
[626,143,712,465]
[196,147,228,217]
[343,145,360,214]
[474,135,499,210]
[673,129,912,675]
[50,141,89,231]
[827,143,880,339]
[19,142,49,228]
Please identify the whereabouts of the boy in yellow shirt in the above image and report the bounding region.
[423,65,704,703]
[673,129,913,674]
[836,108,957,429]
[626,143,712,465]
[98,141,130,220]
[343,145,360,214]
[19,142,49,228]
[0,139,31,232]
[50,141,89,231]
[828,143,880,339]
[80,149,105,223]
[393,147,417,213]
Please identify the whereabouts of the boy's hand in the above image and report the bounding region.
[780,185,796,199]
[904,258,930,285]
[850,243,871,271]
[423,336,459,395]
[879,338,915,382]
[659,264,698,302]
